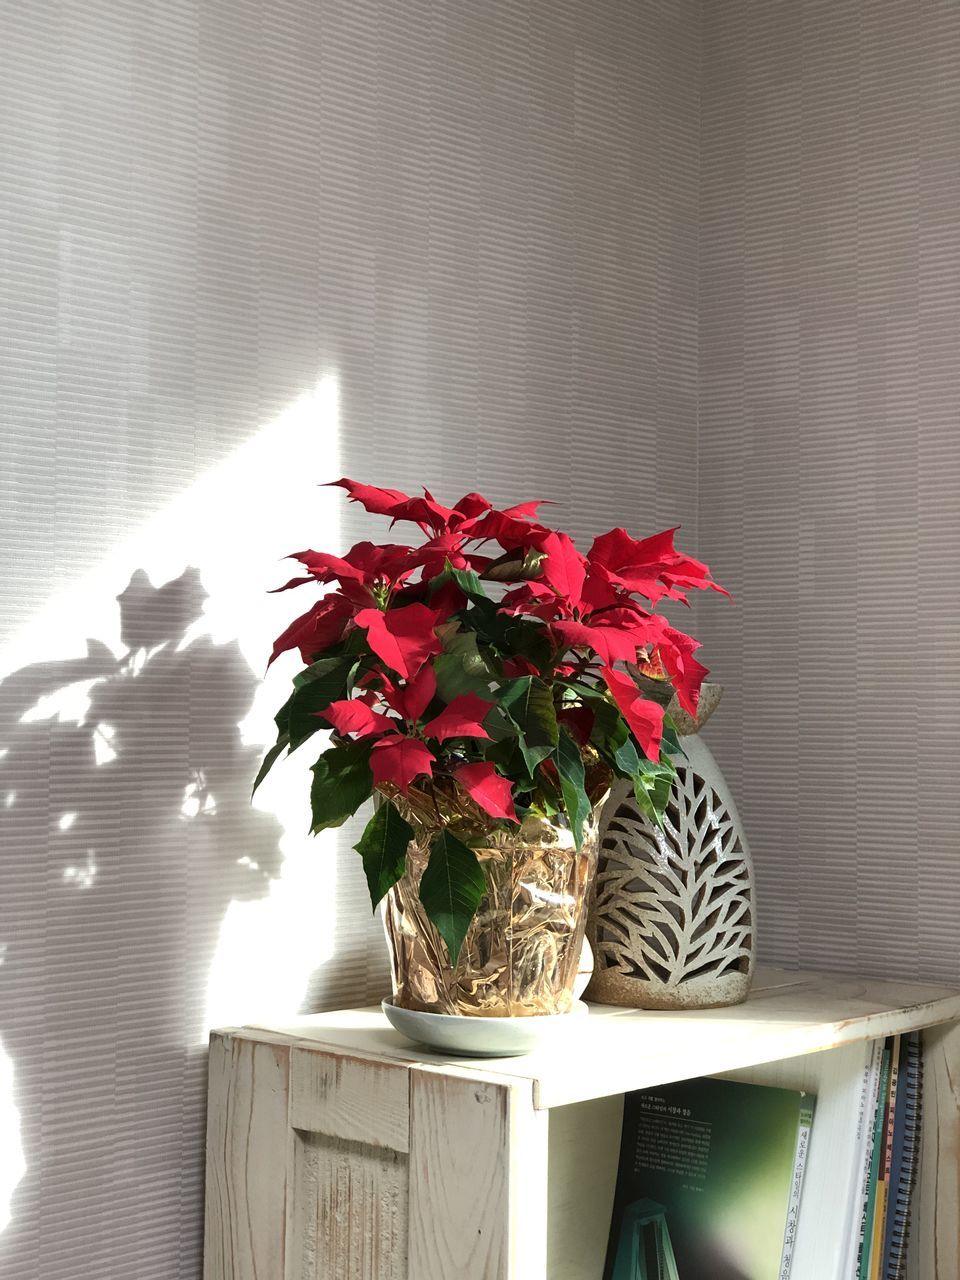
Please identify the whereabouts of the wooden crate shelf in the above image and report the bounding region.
[203,966,960,1279]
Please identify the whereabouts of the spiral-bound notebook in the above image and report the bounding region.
[881,1033,923,1280]
[855,1032,923,1280]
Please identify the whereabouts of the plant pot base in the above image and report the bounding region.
[382,997,587,1057]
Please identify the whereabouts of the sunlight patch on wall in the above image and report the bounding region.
[205,376,344,1034]
[62,853,98,889]
[0,376,342,682]
[19,679,102,726]
[0,377,343,1231]
[204,820,343,1031]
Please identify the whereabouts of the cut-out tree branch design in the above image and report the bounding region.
[595,759,753,989]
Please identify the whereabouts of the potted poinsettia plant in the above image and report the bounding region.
[256,478,724,1019]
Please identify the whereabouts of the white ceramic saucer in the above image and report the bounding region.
[381,997,587,1058]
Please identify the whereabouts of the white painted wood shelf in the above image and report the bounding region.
[203,966,960,1280]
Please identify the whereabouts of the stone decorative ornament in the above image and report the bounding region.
[587,686,755,1010]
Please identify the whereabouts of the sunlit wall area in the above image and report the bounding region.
[0,1,701,1276]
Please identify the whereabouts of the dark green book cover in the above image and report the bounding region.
[603,1077,814,1280]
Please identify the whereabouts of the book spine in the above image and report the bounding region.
[868,1035,900,1280]
[779,1094,815,1280]
[857,1040,893,1280]
[887,1035,924,1280]
[842,1039,885,1280]
[881,1033,911,1277]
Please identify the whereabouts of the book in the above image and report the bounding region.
[857,1041,893,1280]
[778,1093,815,1279]
[603,1077,815,1280]
[868,1035,901,1279]
[841,1040,885,1280]
[882,1033,923,1280]
[723,1038,884,1280]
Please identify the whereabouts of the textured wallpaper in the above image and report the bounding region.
[0,1,700,1275]
[699,0,960,982]
[12,1,955,1272]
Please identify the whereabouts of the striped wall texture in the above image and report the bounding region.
[0,2,700,1276]
[699,0,960,981]
[7,2,960,1274]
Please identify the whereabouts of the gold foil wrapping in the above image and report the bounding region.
[384,808,602,1017]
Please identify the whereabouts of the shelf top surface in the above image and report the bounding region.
[232,965,960,1109]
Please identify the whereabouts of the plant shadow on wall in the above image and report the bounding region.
[0,568,283,1267]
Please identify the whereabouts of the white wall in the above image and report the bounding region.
[0,2,701,1274]
[699,0,960,982]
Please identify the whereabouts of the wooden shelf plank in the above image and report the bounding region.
[231,966,960,1111]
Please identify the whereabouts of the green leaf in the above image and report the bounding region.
[555,729,591,850]
[419,829,487,964]
[445,628,491,666]
[341,626,370,657]
[501,619,553,672]
[309,741,374,833]
[482,702,518,743]
[612,731,642,777]
[499,676,559,774]
[288,656,353,748]
[353,800,414,910]
[433,631,494,701]
[477,612,550,671]
[661,714,686,761]
[274,690,294,734]
[568,684,650,779]
[293,653,352,692]
[251,691,296,795]
[483,734,534,783]
[434,559,490,603]
[555,678,606,700]
[589,698,642,776]
[251,733,289,796]
[632,759,676,830]
[526,789,560,818]
[433,655,493,700]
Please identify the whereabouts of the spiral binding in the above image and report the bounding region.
[884,1034,923,1280]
